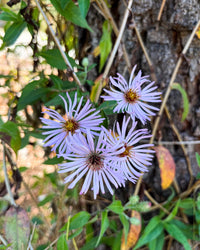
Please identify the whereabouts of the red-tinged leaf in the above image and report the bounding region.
[154,146,176,189]
[4,206,30,249]
[121,210,141,250]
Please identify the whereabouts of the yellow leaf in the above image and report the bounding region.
[90,74,108,103]
[93,46,100,57]
[195,26,200,39]
[121,210,141,250]
[154,146,176,189]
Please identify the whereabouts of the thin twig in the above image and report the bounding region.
[96,0,131,72]
[144,190,170,215]
[2,142,17,207]
[164,106,193,186]
[34,0,85,92]
[157,0,167,21]
[94,0,134,103]
[44,237,59,250]
[27,223,37,250]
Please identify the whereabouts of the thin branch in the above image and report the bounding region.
[94,0,134,103]
[34,0,85,92]
[27,223,37,250]
[157,0,167,21]
[2,142,17,207]
[96,0,131,71]
[164,106,193,186]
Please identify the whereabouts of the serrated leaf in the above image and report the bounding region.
[50,0,92,31]
[108,200,123,215]
[69,211,90,230]
[121,210,141,250]
[96,211,109,246]
[57,233,68,250]
[39,49,76,70]
[3,21,26,46]
[68,227,83,239]
[172,83,189,121]
[134,216,163,250]
[78,0,90,17]
[163,222,191,250]
[17,79,49,111]
[155,146,176,189]
[4,207,30,249]
[99,20,112,71]
[0,121,21,154]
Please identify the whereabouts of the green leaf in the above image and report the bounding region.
[148,230,164,250]
[171,219,197,240]
[107,200,123,215]
[18,166,28,173]
[164,199,180,222]
[97,101,117,115]
[80,236,99,250]
[68,227,83,239]
[134,216,163,250]
[0,121,21,154]
[4,207,30,249]
[50,0,92,31]
[78,0,90,17]
[69,211,90,230]
[17,79,49,111]
[57,233,68,250]
[0,8,18,21]
[38,194,55,207]
[99,20,112,71]
[172,83,189,121]
[196,152,200,167]
[96,210,109,246]
[39,48,77,70]
[31,216,44,225]
[43,157,64,165]
[49,75,63,90]
[3,21,27,46]
[179,198,195,209]
[163,222,191,250]
[119,214,129,244]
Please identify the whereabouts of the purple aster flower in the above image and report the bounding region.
[102,65,161,124]
[104,116,155,183]
[40,92,104,154]
[58,130,125,199]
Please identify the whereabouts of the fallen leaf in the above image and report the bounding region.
[121,210,141,250]
[195,26,200,39]
[154,146,176,189]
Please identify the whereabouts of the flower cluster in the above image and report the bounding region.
[41,66,161,199]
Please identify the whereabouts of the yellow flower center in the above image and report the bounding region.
[119,145,132,157]
[125,89,139,103]
[63,119,79,134]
